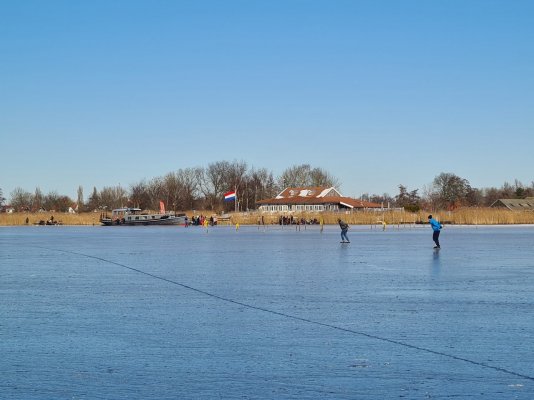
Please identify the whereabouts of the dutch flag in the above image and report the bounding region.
[224,190,236,202]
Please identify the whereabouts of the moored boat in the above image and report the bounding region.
[100,206,186,226]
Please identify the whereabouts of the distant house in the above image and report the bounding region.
[256,186,383,213]
[1,205,15,213]
[490,198,534,211]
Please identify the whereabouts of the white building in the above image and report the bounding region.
[256,186,383,213]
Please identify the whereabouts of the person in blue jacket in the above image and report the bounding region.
[428,215,443,248]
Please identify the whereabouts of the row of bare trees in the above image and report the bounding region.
[3,163,337,212]
[2,168,532,213]
[7,187,74,213]
[119,162,337,212]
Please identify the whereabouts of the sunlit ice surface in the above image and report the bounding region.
[1,225,533,399]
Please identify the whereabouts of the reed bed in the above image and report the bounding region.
[0,212,102,226]
[1,208,533,226]
[229,208,534,226]
[444,208,534,225]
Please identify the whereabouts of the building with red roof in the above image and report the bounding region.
[256,187,383,213]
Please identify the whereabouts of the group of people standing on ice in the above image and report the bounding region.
[337,215,443,248]
[188,215,218,226]
[278,215,320,226]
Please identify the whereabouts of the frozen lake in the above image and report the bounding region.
[1,224,533,399]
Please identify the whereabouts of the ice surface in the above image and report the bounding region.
[1,225,533,399]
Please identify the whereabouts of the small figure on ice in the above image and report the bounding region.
[338,218,350,243]
[428,215,443,249]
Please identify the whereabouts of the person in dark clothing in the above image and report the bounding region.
[428,215,443,248]
[338,218,350,243]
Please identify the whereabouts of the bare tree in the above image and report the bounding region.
[199,161,231,210]
[99,186,128,210]
[33,187,44,211]
[10,187,33,211]
[465,187,483,206]
[174,168,200,210]
[481,187,500,206]
[500,182,515,198]
[278,164,312,188]
[146,177,165,210]
[42,191,60,211]
[309,167,340,188]
[130,180,151,209]
[224,160,248,211]
[41,191,73,212]
[243,167,277,210]
[278,164,339,189]
[162,172,180,211]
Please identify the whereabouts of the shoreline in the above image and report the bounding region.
[2,224,534,229]
[1,208,534,227]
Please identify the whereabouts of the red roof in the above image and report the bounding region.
[277,187,333,198]
[257,187,382,208]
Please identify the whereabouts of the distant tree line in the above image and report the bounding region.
[362,173,534,212]
[3,162,337,213]
[2,167,533,213]
[6,187,74,213]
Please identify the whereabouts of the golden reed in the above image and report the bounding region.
[1,208,533,226]
[228,209,534,226]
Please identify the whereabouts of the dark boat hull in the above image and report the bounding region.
[101,216,186,226]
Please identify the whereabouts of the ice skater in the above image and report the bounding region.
[338,218,350,243]
[428,215,443,248]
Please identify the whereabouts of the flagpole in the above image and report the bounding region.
[234,186,237,213]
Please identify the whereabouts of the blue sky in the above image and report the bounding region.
[1,0,533,201]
